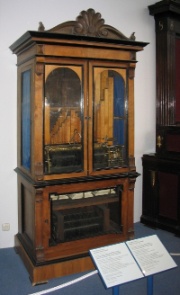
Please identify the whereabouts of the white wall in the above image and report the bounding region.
[0,0,156,248]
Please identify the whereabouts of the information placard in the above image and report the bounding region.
[90,235,177,289]
[90,242,143,288]
[126,235,177,276]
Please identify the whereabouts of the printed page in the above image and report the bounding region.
[126,235,177,276]
[90,242,143,288]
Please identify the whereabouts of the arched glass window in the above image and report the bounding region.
[44,67,83,174]
[93,69,127,170]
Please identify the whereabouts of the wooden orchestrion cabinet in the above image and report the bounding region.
[10,8,147,284]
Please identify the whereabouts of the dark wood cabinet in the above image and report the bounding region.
[10,9,147,284]
[141,0,180,235]
[142,154,180,234]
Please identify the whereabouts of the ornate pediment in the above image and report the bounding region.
[39,8,135,41]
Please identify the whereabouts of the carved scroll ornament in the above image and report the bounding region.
[39,8,135,41]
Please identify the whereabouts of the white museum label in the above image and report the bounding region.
[126,235,177,276]
[90,242,143,288]
[90,235,177,289]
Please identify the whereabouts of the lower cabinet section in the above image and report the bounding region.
[16,172,137,284]
[50,187,122,244]
[15,236,95,286]
[141,154,180,235]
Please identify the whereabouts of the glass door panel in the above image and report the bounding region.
[44,65,84,174]
[93,67,127,171]
[21,70,31,171]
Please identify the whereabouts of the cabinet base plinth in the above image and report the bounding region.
[141,217,180,237]
[14,235,95,286]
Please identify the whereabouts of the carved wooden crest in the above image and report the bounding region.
[39,8,135,40]
[72,8,110,37]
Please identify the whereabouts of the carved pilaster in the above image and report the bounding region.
[35,62,44,76]
[156,27,175,125]
[35,188,45,262]
[128,67,135,80]
[149,2,177,126]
